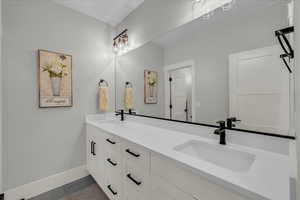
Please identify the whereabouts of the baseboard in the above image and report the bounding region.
[4,165,89,200]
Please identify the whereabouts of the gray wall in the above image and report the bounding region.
[2,0,114,190]
[117,0,194,51]
[0,0,2,193]
[163,3,288,124]
[116,42,164,117]
[295,0,300,199]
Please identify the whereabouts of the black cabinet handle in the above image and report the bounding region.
[126,149,140,158]
[92,141,96,156]
[106,138,116,145]
[107,185,117,195]
[107,158,117,166]
[127,173,142,186]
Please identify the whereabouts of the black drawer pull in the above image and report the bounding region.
[127,173,142,186]
[93,142,96,156]
[106,138,116,145]
[126,149,140,158]
[107,185,117,195]
[107,158,117,166]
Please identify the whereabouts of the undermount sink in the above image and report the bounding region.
[174,140,255,172]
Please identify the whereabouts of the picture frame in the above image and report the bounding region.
[38,49,73,108]
[144,70,158,104]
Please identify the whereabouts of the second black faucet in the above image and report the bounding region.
[214,121,226,145]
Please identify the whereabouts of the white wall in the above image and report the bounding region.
[2,0,114,190]
[116,42,164,116]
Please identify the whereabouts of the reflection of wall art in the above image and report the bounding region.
[38,50,73,108]
[144,70,158,104]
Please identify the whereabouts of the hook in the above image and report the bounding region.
[99,79,109,87]
[125,81,133,88]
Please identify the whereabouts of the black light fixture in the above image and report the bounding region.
[113,29,129,54]
[275,26,294,73]
[192,0,236,20]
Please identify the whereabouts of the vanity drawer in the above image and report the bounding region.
[103,132,121,156]
[105,166,122,200]
[124,162,149,200]
[151,153,250,200]
[104,151,122,175]
[123,141,150,170]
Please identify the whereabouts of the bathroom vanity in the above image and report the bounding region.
[86,115,291,200]
[86,0,295,200]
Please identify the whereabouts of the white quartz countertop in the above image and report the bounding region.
[86,115,290,200]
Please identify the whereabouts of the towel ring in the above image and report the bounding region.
[99,79,109,87]
[125,81,133,88]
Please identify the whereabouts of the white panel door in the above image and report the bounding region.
[168,68,193,121]
[229,46,290,135]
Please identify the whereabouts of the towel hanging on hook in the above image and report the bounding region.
[125,81,133,88]
[98,79,109,111]
[125,81,134,110]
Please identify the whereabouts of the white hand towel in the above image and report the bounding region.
[125,88,134,109]
[99,87,109,111]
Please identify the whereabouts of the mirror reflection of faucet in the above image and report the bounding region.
[116,110,124,121]
[226,117,241,129]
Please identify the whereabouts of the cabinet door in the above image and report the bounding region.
[151,175,195,200]
[94,132,106,187]
[105,166,123,200]
[86,126,97,178]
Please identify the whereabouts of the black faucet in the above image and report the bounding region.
[214,121,226,145]
[115,110,124,121]
[128,109,136,115]
[226,117,241,129]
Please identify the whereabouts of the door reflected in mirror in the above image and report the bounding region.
[115,0,294,137]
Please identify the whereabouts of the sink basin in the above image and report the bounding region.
[174,140,255,172]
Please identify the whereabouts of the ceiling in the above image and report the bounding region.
[52,0,144,26]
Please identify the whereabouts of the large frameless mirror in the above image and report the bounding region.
[115,0,295,138]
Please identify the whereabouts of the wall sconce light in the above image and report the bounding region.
[113,29,129,54]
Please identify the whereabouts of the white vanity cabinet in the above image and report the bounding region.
[151,175,195,200]
[151,153,251,200]
[122,141,150,200]
[86,124,151,200]
[86,125,106,186]
[103,132,123,200]
[86,124,252,200]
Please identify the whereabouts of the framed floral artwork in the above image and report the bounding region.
[38,50,73,108]
[144,70,158,104]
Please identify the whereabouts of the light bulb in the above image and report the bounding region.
[222,0,235,11]
[202,9,214,20]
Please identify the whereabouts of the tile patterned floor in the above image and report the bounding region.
[58,184,109,200]
[29,176,109,200]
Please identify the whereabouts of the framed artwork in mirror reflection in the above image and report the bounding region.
[144,70,158,104]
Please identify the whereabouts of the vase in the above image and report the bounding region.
[50,76,62,96]
[149,85,154,97]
